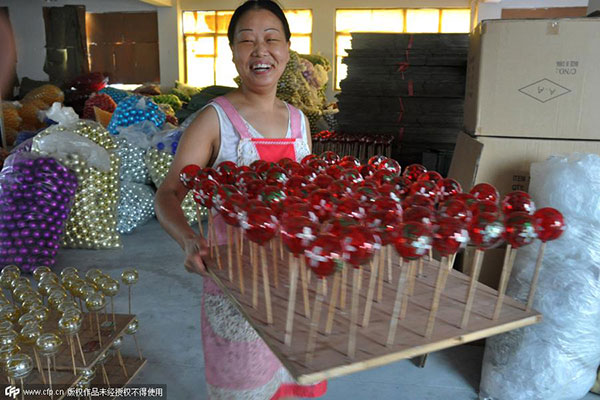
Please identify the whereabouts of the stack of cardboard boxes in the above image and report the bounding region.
[448,17,600,287]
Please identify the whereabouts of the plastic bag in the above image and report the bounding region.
[480,153,600,400]
[42,102,79,126]
[107,95,165,135]
[32,121,121,249]
[117,182,155,234]
[0,152,78,272]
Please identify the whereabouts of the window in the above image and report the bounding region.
[335,9,470,90]
[183,10,312,88]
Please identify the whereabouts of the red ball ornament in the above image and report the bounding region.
[433,217,469,257]
[240,206,278,245]
[235,165,252,177]
[244,179,266,200]
[179,164,201,189]
[402,164,427,182]
[469,200,500,218]
[403,206,435,226]
[341,226,380,267]
[215,161,238,185]
[373,169,396,186]
[468,212,505,250]
[439,198,471,223]
[297,166,318,182]
[365,209,400,246]
[285,161,303,176]
[195,179,219,208]
[340,155,361,169]
[314,174,334,189]
[308,158,328,173]
[325,165,345,180]
[281,216,318,256]
[393,222,432,260]
[277,158,295,169]
[218,192,244,227]
[281,203,317,225]
[390,176,412,198]
[265,166,289,186]
[320,151,340,165]
[197,167,221,184]
[352,185,378,205]
[273,195,304,218]
[304,234,342,278]
[403,194,435,210]
[377,183,402,203]
[377,158,401,175]
[504,212,537,249]
[534,207,565,242]
[237,171,261,193]
[417,171,443,186]
[301,154,317,166]
[340,169,364,185]
[259,185,287,209]
[308,189,335,222]
[470,183,500,204]
[322,217,358,237]
[335,197,365,221]
[438,178,462,201]
[243,198,267,211]
[409,180,439,200]
[284,175,309,197]
[250,159,268,172]
[502,191,536,215]
[329,180,353,200]
[368,155,387,169]
[215,184,241,208]
[371,196,403,219]
[455,193,478,208]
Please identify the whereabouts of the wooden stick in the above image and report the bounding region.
[362,258,378,328]
[461,249,485,329]
[325,272,341,335]
[526,242,547,312]
[340,263,348,309]
[128,286,132,315]
[425,257,449,338]
[236,229,244,294]
[493,247,517,320]
[240,228,245,255]
[306,278,327,363]
[208,212,214,257]
[47,357,53,400]
[387,259,408,346]
[377,250,385,302]
[299,256,311,318]
[252,242,258,309]
[76,333,86,365]
[20,378,23,400]
[133,334,143,360]
[407,260,417,296]
[271,240,278,289]
[111,297,116,331]
[357,267,363,292]
[386,245,393,283]
[214,222,223,271]
[227,225,233,282]
[400,260,414,319]
[260,246,273,325]
[33,347,45,384]
[307,262,312,284]
[279,236,284,260]
[69,336,76,375]
[348,267,361,358]
[284,255,299,347]
[196,206,204,237]
[101,363,110,388]
[117,349,129,378]
[96,312,102,346]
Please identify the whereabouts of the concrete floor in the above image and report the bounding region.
[54,219,600,400]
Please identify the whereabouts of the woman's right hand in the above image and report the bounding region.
[183,235,210,275]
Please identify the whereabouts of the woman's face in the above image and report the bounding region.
[231,9,290,91]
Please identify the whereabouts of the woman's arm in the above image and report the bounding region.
[154,106,220,274]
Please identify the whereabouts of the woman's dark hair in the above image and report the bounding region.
[227,0,291,45]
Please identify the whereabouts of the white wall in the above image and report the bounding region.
[0,0,156,83]
[478,0,589,21]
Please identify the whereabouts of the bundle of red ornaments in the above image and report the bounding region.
[179,153,565,356]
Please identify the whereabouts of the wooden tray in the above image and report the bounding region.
[206,243,541,384]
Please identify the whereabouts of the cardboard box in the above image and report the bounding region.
[464,18,600,140]
[448,131,600,195]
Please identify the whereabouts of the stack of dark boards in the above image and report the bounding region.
[336,33,468,175]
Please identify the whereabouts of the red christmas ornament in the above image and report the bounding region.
[455,193,478,208]
[402,164,427,182]
[409,180,439,200]
[393,222,432,260]
[368,155,388,169]
[281,216,318,256]
[403,206,435,226]
[308,189,335,222]
[244,179,266,200]
[308,158,328,173]
[359,164,376,180]
[237,171,261,193]
[335,197,365,221]
[352,185,378,205]
[218,192,244,227]
[468,212,505,250]
[280,203,317,225]
[373,169,396,186]
[470,183,500,204]
[240,206,278,245]
[504,212,537,249]
[325,165,345,180]
[439,198,471,223]
[502,191,536,215]
[534,207,565,242]
[320,151,340,165]
[259,185,287,209]
[341,226,380,267]
[340,155,361,169]
[179,164,201,189]
[272,195,304,218]
[433,217,469,257]
[314,174,335,189]
[250,159,268,172]
[301,154,317,166]
[235,165,252,177]
[216,161,238,185]
[390,176,412,198]
[469,200,500,218]
[322,217,358,237]
[377,183,402,203]
[285,161,303,176]
[371,196,403,219]
[304,234,342,278]
[438,178,462,201]
[377,158,401,175]
[195,179,219,208]
[265,166,289,186]
[297,183,319,199]
[403,194,435,210]
[340,168,364,185]
[365,209,400,246]
[329,180,353,200]
[284,175,308,197]
[297,166,317,182]
[243,199,267,211]
[277,158,295,169]
[215,184,241,208]
[417,171,443,186]
[197,167,221,184]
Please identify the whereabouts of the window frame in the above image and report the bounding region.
[334,8,470,90]
[182,9,313,87]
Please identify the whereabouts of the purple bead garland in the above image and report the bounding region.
[0,154,78,272]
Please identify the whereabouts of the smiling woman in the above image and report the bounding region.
[154,1,324,399]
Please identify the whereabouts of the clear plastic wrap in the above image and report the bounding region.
[0,152,78,272]
[480,153,600,400]
[32,121,121,249]
[117,182,155,234]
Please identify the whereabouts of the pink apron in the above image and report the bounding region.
[201,96,327,399]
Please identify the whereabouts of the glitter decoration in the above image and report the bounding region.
[32,121,121,249]
[98,87,130,104]
[0,154,78,272]
[144,148,207,224]
[114,138,151,184]
[107,95,166,135]
[117,182,155,234]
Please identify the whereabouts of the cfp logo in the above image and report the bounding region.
[5,386,20,399]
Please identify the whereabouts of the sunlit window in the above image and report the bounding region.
[335,9,470,90]
[183,10,312,88]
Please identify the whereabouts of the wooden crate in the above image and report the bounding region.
[206,243,541,385]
